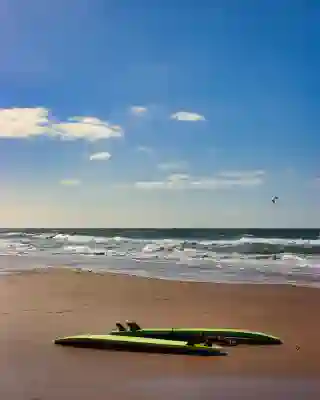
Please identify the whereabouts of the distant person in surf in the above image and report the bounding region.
[272,196,279,204]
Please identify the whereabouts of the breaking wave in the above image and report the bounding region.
[0,228,319,287]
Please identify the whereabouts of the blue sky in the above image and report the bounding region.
[0,0,319,228]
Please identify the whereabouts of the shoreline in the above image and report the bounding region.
[2,264,320,290]
[1,226,320,292]
[1,268,320,399]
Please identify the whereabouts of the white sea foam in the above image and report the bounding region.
[0,230,319,287]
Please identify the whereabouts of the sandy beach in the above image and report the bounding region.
[1,268,320,399]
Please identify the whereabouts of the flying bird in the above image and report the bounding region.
[272,196,279,204]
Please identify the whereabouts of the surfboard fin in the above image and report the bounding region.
[126,321,141,331]
[116,322,126,331]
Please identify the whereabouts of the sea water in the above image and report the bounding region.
[0,228,319,288]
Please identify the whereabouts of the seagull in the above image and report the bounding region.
[272,196,279,204]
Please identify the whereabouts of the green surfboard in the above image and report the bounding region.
[54,334,226,356]
[110,322,282,345]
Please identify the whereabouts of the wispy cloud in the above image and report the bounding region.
[53,116,123,141]
[0,108,123,141]
[136,146,153,154]
[157,161,188,171]
[89,151,111,161]
[130,106,148,116]
[59,179,81,186]
[216,170,265,179]
[134,171,264,190]
[170,111,206,122]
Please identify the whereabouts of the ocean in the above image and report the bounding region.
[0,228,320,288]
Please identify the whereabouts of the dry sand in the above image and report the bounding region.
[0,268,319,399]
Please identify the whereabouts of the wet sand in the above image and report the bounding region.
[0,268,319,399]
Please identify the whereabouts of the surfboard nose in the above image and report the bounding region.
[271,337,283,345]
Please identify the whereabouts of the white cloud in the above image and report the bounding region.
[134,171,264,190]
[136,146,153,154]
[130,106,148,115]
[170,111,206,122]
[0,107,50,138]
[168,173,190,182]
[157,161,188,171]
[89,152,111,161]
[60,179,81,186]
[52,117,123,141]
[217,170,265,179]
[0,107,123,141]
[134,174,189,189]
[134,181,167,189]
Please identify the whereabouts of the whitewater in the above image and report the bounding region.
[0,229,320,288]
